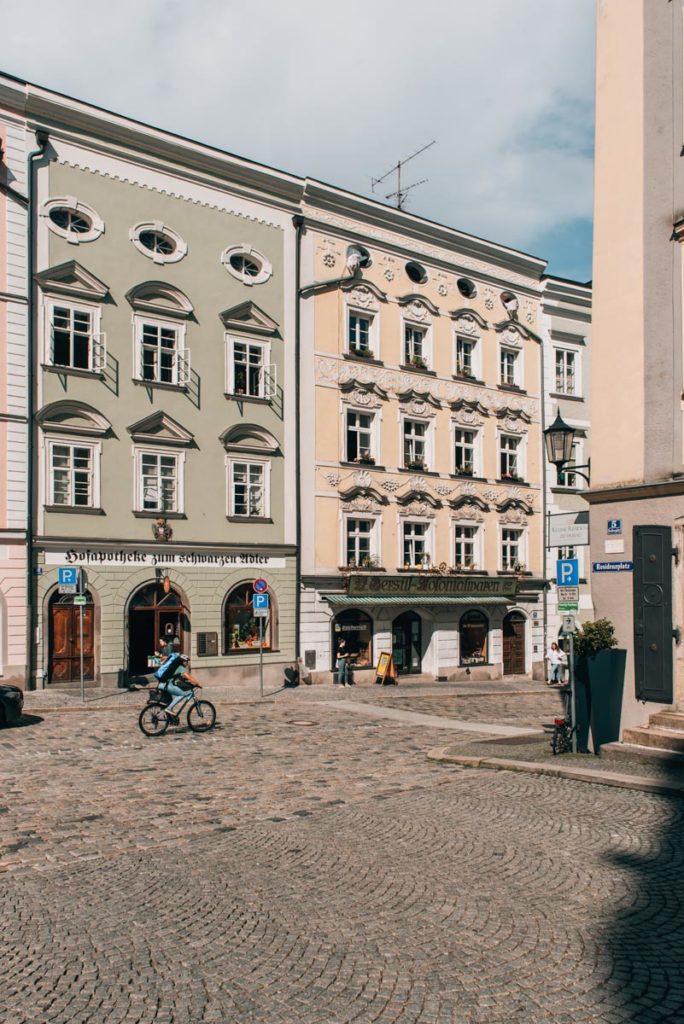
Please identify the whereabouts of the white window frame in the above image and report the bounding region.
[130,221,187,265]
[556,439,585,490]
[455,333,481,380]
[346,306,378,358]
[403,319,432,369]
[221,245,273,286]
[345,407,379,464]
[554,346,581,397]
[46,438,101,509]
[500,526,527,572]
[557,545,584,578]
[401,518,433,569]
[498,432,526,482]
[401,415,432,470]
[453,522,482,571]
[226,457,271,518]
[45,298,105,373]
[225,335,275,399]
[41,196,104,244]
[342,514,380,568]
[499,345,522,388]
[453,424,482,477]
[133,314,190,388]
[134,447,185,514]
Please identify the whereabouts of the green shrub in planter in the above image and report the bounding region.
[574,618,618,658]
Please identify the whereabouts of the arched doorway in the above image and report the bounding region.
[503,610,526,675]
[48,589,95,683]
[331,609,373,670]
[392,611,422,675]
[128,582,189,675]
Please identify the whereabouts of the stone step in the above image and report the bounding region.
[647,711,684,732]
[600,741,684,769]
[622,726,684,753]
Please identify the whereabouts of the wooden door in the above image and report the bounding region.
[503,612,526,676]
[50,602,95,682]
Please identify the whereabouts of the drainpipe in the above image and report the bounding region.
[292,215,304,658]
[539,318,549,671]
[25,128,49,689]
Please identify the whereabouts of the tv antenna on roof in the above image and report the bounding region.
[371,140,436,211]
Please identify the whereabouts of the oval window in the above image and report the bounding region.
[130,222,187,264]
[42,197,104,244]
[49,208,92,234]
[222,245,273,286]
[346,244,372,270]
[457,277,477,299]
[139,230,176,257]
[405,261,427,284]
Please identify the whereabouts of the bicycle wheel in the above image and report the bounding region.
[187,700,216,732]
[552,726,571,755]
[139,702,170,737]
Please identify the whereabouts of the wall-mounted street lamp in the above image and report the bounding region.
[543,411,591,486]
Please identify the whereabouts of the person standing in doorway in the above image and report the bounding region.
[335,639,351,687]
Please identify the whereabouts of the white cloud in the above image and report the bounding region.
[1,0,595,269]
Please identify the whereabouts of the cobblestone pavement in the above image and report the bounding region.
[2,689,684,1023]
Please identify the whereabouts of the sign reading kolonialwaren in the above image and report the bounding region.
[347,574,518,598]
[44,550,287,569]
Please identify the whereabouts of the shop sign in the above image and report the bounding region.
[44,549,286,569]
[347,574,517,598]
[547,511,589,548]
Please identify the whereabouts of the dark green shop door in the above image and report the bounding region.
[392,611,422,675]
[633,525,673,703]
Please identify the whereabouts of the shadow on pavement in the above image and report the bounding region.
[12,713,44,729]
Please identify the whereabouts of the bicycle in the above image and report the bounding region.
[138,683,216,737]
[550,684,576,755]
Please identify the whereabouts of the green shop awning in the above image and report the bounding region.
[324,595,511,606]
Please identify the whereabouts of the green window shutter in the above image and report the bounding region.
[633,525,673,703]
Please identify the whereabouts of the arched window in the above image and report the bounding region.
[225,583,274,653]
[459,609,489,666]
[332,609,373,669]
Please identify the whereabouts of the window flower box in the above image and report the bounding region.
[350,347,373,359]
[356,454,376,466]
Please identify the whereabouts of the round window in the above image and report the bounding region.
[49,208,92,235]
[346,244,372,270]
[457,277,477,299]
[405,261,428,284]
[139,230,176,257]
[222,245,273,286]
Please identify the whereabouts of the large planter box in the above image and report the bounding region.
[585,649,627,752]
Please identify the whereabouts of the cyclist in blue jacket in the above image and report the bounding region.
[159,653,200,718]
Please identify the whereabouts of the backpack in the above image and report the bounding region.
[153,652,183,682]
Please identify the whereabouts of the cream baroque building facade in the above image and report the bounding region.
[298,188,548,681]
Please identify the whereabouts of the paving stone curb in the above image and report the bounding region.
[428,747,684,798]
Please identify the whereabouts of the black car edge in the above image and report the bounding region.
[0,684,24,726]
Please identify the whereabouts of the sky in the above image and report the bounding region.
[0,0,596,281]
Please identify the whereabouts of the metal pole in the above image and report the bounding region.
[569,631,577,754]
[79,603,85,703]
[259,615,264,699]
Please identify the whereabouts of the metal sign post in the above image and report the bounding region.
[569,631,577,754]
[77,570,85,702]
[252,590,270,698]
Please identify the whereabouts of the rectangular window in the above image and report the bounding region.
[230,461,267,517]
[232,341,265,397]
[49,442,97,507]
[558,545,577,562]
[139,452,180,513]
[555,349,577,395]
[404,325,427,368]
[403,420,427,468]
[403,521,429,568]
[454,525,478,569]
[346,410,374,463]
[455,336,475,378]
[346,518,374,567]
[500,347,518,387]
[500,435,521,480]
[136,319,189,386]
[557,441,581,489]
[501,528,523,571]
[348,312,373,356]
[454,428,476,476]
[49,304,105,372]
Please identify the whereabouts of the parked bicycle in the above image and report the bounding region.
[138,683,216,737]
[550,684,576,754]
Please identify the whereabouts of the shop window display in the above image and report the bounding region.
[459,610,489,666]
[225,583,271,653]
[332,610,373,669]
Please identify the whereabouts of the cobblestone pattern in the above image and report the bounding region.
[2,697,684,1023]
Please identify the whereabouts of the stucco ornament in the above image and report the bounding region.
[324,472,341,487]
[506,485,522,500]
[457,480,477,495]
[502,416,526,434]
[353,470,373,488]
[483,489,499,502]
[454,315,481,338]
[406,475,428,492]
[348,286,378,310]
[500,508,527,525]
[500,326,522,347]
[453,407,484,428]
[380,478,402,493]
[347,388,382,409]
[435,483,454,497]
[152,518,173,542]
[323,253,336,268]
[347,495,382,514]
[406,300,430,323]
[454,505,484,522]
[400,500,435,518]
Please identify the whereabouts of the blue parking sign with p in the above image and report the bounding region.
[253,593,269,611]
[58,567,79,587]
[556,559,579,586]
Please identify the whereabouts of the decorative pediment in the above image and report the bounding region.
[127,411,194,447]
[340,280,388,307]
[450,397,489,419]
[396,388,441,414]
[499,507,529,525]
[340,379,388,408]
[339,484,388,507]
[496,406,531,423]
[494,320,541,344]
[397,489,441,509]
[126,281,194,320]
[496,497,534,516]
[35,260,109,302]
[219,301,280,337]
[451,308,489,331]
[219,423,280,455]
[450,494,490,514]
[398,294,440,318]
[37,400,111,437]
